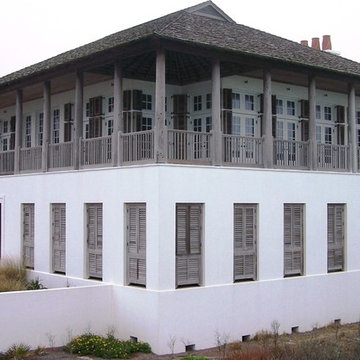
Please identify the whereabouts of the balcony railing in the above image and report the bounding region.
[274,140,309,169]
[81,136,112,167]
[120,130,154,163]
[0,150,15,174]
[168,130,212,163]
[317,144,349,171]
[223,135,263,166]
[20,146,42,172]
[48,142,73,169]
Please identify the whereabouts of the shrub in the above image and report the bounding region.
[65,333,151,359]
[25,278,46,290]
[3,344,30,360]
[0,258,27,292]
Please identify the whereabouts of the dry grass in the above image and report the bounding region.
[0,258,27,292]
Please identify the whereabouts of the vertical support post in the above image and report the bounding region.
[42,81,51,172]
[263,69,273,168]
[154,49,166,163]
[212,59,222,165]
[113,63,123,166]
[348,83,357,172]
[308,75,317,171]
[14,89,23,174]
[74,71,83,169]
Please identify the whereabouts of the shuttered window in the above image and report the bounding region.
[327,204,345,272]
[22,203,35,269]
[234,204,257,281]
[86,203,103,279]
[176,203,203,287]
[284,204,304,276]
[51,204,66,273]
[126,204,146,286]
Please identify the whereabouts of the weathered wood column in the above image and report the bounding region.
[154,49,166,163]
[113,63,123,166]
[348,83,357,172]
[263,69,273,168]
[73,71,84,170]
[308,76,317,171]
[14,89,23,174]
[212,59,222,165]
[42,81,51,172]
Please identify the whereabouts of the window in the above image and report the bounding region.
[108,97,114,113]
[287,122,296,141]
[126,203,146,286]
[107,119,113,135]
[206,93,211,109]
[85,123,89,139]
[245,95,254,111]
[324,106,332,121]
[52,109,60,144]
[141,117,152,131]
[3,120,8,134]
[287,101,295,116]
[2,138,7,151]
[142,94,152,111]
[327,204,345,272]
[86,203,103,279]
[232,93,240,109]
[176,203,203,287]
[284,204,304,276]
[193,118,202,132]
[357,129,360,147]
[232,115,241,135]
[206,116,212,133]
[316,126,322,143]
[25,115,31,148]
[193,95,202,112]
[325,127,332,144]
[86,103,90,117]
[356,111,360,125]
[316,105,321,120]
[276,99,283,115]
[245,117,255,137]
[276,120,284,139]
[51,204,66,274]
[22,203,34,269]
[234,204,257,281]
[38,113,43,146]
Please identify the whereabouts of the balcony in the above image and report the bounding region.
[20,146,42,172]
[120,130,154,163]
[48,142,73,170]
[80,136,112,167]
[274,140,309,169]
[317,144,349,171]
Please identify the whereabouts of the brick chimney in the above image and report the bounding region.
[300,40,308,46]
[322,35,332,50]
[311,37,320,50]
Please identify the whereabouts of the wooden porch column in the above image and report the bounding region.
[113,63,123,166]
[154,49,166,163]
[14,89,23,174]
[212,59,222,165]
[73,71,83,170]
[42,81,51,172]
[308,76,317,171]
[263,70,273,168]
[348,83,357,172]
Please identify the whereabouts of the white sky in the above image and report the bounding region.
[1,0,360,78]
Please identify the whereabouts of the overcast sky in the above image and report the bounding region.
[1,0,359,77]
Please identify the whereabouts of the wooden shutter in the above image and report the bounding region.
[23,204,34,268]
[328,204,344,272]
[336,105,345,123]
[64,103,73,142]
[89,116,103,138]
[337,125,345,145]
[301,120,309,141]
[284,204,303,276]
[10,116,15,150]
[300,100,309,119]
[221,89,232,110]
[234,204,257,281]
[64,103,72,122]
[52,204,66,273]
[271,95,277,115]
[87,204,103,279]
[126,204,146,286]
[89,96,103,117]
[132,90,143,111]
[173,95,188,130]
[221,89,232,134]
[272,116,277,138]
[176,204,202,286]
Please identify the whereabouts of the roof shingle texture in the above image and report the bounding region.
[1,4,360,87]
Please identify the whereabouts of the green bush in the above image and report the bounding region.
[0,344,31,360]
[0,258,27,292]
[65,333,151,359]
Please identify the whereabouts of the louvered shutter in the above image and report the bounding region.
[272,116,277,138]
[337,125,345,145]
[300,100,309,119]
[87,204,103,279]
[52,204,66,273]
[173,95,188,130]
[132,90,143,111]
[327,204,344,272]
[10,116,15,150]
[126,204,146,286]
[176,204,202,286]
[336,106,345,123]
[271,95,277,115]
[221,89,232,134]
[23,204,35,268]
[64,103,72,142]
[89,96,103,117]
[234,204,257,281]
[301,120,309,141]
[284,204,303,276]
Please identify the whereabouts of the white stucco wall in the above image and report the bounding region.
[0,164,360,353]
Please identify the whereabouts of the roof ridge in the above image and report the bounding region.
[156,11,186,35]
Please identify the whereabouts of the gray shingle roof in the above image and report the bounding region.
[1,1,360,88]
